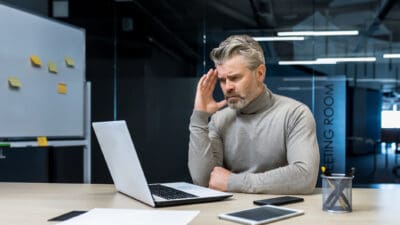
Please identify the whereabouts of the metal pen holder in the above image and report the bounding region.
[322,174,354,213]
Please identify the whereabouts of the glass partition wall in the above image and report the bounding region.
[104,0,400,186]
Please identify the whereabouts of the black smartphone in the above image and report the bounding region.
[253,196,304,206]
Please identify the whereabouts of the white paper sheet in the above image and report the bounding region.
[56,208,199,225]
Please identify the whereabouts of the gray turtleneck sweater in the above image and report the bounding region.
[188,86,319,194]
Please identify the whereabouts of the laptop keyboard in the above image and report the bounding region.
[149,184,197,200]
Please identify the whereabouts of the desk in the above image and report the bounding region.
[0,182,398,225]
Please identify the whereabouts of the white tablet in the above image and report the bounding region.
[218,205,304,225]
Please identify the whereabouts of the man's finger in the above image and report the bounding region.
[203,69,218,92]
[198,68,212,88]
[208,70,218,89]
[197,75,205,91]
[216,100,227,109]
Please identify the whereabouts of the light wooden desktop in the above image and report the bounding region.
[0,182,398,225]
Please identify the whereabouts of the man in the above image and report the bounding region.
[188,34,319,194]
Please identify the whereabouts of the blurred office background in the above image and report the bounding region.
[1,0,400,188]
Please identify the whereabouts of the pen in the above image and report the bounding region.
[346,167,355,177]
[327,183,351,210]
[320,165,331,176]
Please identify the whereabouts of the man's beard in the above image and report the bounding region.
[226,96,249,110]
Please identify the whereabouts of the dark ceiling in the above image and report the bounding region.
[60,0,400,91]
[128,0,400,46]
[110,0,400,90]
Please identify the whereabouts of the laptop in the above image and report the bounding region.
[92,120,232,207]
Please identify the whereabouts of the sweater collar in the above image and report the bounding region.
[238,85,274,115]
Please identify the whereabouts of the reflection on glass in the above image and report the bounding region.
[381,110,400,128]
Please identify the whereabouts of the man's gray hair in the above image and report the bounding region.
[210,34,265,70]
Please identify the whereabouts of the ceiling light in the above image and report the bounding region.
[278,60,336,65]
[316,57,376,63]
[356,78,400,83]
[277,30,359,36]
[383,54,400,59]
[278,57,376,65]
[252,36,305,41]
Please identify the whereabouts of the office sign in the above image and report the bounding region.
[314,77,346,173]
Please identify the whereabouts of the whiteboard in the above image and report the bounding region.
[0,3,86,139]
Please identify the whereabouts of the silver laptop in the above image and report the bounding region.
[92,120,232,207]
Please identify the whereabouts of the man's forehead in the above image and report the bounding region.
[216,64,246,78]
[216,67,234,78]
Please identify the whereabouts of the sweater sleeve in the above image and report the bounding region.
[227,105,320,194]
[188,110,224,187]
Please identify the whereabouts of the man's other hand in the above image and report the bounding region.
[194,69,227,114]
[208,166,231,192]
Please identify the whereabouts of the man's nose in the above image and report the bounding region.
[226,80,235,92]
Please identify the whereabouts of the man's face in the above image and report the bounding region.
[216,55,265,110]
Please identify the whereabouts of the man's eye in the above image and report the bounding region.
[230,76,238,81]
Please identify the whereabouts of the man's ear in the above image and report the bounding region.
[256,64,266,82]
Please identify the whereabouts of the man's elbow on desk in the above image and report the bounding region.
[188,165,211,188]
[226,172,317,195]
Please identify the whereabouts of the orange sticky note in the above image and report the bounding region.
[30,55,42,67]
[65,56,75,67]
[48,62,58,73]
[37,136,48,147]
[58,83,67,94]
[8,77,22,88]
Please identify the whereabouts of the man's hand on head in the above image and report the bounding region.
[208,166,231,192]
[194,69,227,114]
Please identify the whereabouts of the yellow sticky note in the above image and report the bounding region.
[48,62,58,73]
[65,56,75,67]
[8,77,22,88]
[37,136,48,147]
[58,83,67,94]
[30,55,42,67]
